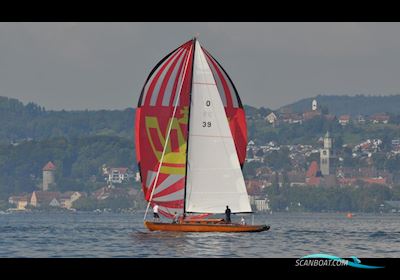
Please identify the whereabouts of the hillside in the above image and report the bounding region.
[0,135,136,199]
[280,94,400,116]
[0,96,135,144]
[2,95,400,211]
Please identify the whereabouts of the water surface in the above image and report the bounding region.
[0,212,399,257]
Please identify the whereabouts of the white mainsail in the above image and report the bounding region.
[185,40,252,214]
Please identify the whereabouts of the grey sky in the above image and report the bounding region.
[1,22,400,110]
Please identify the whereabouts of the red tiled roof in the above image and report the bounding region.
[339,115,350,121]
[109,168,129,174]
[362,177,387,185]
[43,161,56,171]
[306,161,319,178]
[303,111,321,120]
[370,113,390,121]
[32,191,60,203]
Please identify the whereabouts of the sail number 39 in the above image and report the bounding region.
[202,121,212,127]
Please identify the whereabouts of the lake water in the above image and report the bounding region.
[0,212,399,258]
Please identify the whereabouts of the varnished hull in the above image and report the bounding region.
[144,221,270,232]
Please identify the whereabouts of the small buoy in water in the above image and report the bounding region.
[346,213,353,218]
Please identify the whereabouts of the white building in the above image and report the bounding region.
[265,112,278,125]
[103,166,133,185]
[312,99,318,111]
[254,198,270,212]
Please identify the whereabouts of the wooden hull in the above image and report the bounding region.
[144,221,270,232]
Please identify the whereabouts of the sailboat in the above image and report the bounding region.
[135,38,269,232]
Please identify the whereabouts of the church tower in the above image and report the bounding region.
[320,131,334,176]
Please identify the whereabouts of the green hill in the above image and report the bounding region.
[0,96,135,144]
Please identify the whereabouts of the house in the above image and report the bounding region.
[103,167,133,184]
[302,110,321,121]
[338,115,351,126]
[92,186,131,201]
[370,113,390,124]
[59,191,85,209]
[392,139,400,146]
[30,191,61,207]
[362,177,387,185]
[49,198,61,207]
[356,115,366,124]
[281,113,303,124]
[265,112,278,125]
[92,187,111,200]
[8,195,31,210]
[305,161,321,186]
[254,198,270,212]
[287,170,306,187]
[247,194,270,212]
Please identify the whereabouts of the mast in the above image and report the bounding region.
[182,37,196,215]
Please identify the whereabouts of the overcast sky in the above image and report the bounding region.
[1,22,400,110]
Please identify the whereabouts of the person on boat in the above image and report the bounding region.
[225,205,231,223]
[153,204,160,222]
[172,212,179,224]
[240,217,246,225]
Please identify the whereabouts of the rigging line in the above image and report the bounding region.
[143,44,193,221]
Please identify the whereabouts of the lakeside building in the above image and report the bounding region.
[8,195,30,210]
[102,165,134,185]
[8,191,85,210]
[30,191,61,207]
